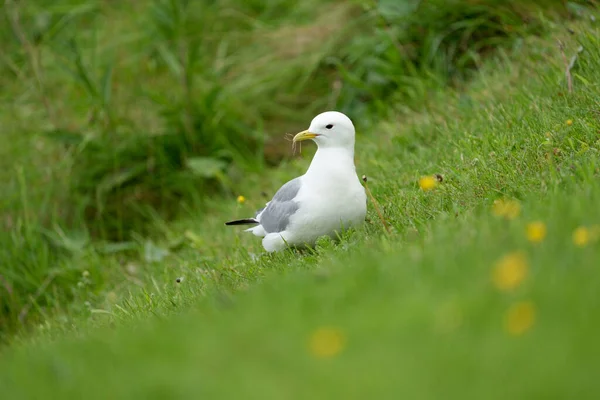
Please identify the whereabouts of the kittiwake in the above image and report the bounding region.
[225,111,367,252]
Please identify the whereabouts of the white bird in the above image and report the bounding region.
[225,111,367,252]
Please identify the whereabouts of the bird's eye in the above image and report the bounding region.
[325,124,334,129]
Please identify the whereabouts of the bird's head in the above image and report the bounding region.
[293,111,355,149]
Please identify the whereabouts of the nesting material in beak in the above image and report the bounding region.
[293,130,319,142]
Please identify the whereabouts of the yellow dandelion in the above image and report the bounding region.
[526,221,547,244]
[492,199,521,220]
[573,226,590,247]
[236,195,246,204]
[308,327,346,359]
[492,251,528,291]
[504,301,536,336]
[566,119,573,126]
[419,176,437,191]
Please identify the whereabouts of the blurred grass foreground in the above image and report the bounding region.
[1,0,600,397]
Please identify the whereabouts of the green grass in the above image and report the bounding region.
[1,5,600,397]
[5,0,584,337]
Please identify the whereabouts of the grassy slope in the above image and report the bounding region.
[2,13,600,400]
[0,0,359,335]
[0,0,585,338]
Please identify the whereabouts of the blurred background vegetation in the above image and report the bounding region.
[0,0,595,340]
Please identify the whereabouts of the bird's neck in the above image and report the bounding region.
[305,147,356,178]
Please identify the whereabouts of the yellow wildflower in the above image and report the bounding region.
[566,119,573,126]
[526,221,547,244]
[504,301,536,336]
[236,195,246,204]
[573,226,590,247]
[492,251,528,291]
[308,327,346,359]
[492,199,521,220]
[419,176,437,191]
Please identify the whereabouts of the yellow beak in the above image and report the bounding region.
[292,130,319,142]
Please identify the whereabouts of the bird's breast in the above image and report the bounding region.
[291,172,366,236]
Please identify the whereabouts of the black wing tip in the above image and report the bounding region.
[225,218,259,226]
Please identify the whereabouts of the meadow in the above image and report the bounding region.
[1,0,600,398]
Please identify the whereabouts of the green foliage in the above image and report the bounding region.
[38,0,267,238]
[1,15,600,394]
[3,0,587,242]
[0,0,597,347]
[333,0,574,116]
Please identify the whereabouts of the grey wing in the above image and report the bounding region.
[258,177,302,233]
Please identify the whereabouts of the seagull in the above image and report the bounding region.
[225,111,367,252]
